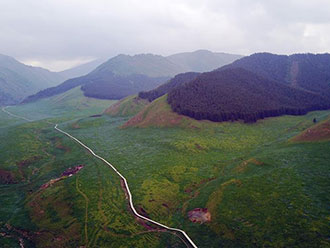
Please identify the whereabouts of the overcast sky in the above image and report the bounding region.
[0,0,329,71]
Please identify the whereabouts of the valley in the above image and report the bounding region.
[1,87,329,247]
[2,2,330,247]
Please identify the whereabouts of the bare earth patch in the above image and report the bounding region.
[291,119,330,142]
[188,208,211,224]
[0,169,16,184]
[40,165,84,190]
[233,158,264,173]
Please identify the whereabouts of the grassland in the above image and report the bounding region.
[123,95,207,128]
[104,95,149,117]
[10,86,116,121]
[1,91,330,247]
[66,107,330,247]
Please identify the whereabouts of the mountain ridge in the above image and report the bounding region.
[23,50,241,103]
[167,67,330,123]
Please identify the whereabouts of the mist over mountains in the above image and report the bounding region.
[0,54,64,105]
[0,55,105,105]
[22,50,241,103]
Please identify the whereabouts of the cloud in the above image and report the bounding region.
[0,0,329,70]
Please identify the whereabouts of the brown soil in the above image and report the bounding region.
[40,165,84,190]
[122,95,213,129]
[291,119,330,142]
[54,137,71,153]
[0,169,16,184]
[104,96,149,117]
[17,156,40,167]
[122,100,185,128]
[184,177,216,194]
[188,208,211,224]
[233,158,264,173]
[71,123,80,129]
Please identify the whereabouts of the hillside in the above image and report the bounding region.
[167,50,242,72]
[23,51,242,103]
[291,118,330,142]
[81,73,167,99]
[139,72,200,102]
[23,71,166,103]
[123,95,211,128]
[13,86,115,120]
[58,58,106,79]
[2,88,330,247]
[0,54,65,105]
[167,68,330,123]
[222,52,330,98]
[104,95,149,117]
[93,54,184,78]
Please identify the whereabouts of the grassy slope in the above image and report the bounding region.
[291,118,330,142]
[67,109,330,248]
[104,95,149,117]
[1,91,330,247]
[123,95,216,128]
[0,96,182,247]
[11,86,116,121]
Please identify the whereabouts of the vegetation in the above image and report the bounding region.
[139,72,200,102]
[93,53,184,78]
[290,118,330,142]
[222,52,330,98]
[23,51,241,104]
[0,95,183,248]
[81,73,167,100]
[66,108,330,248]
[16,87,116,121]
[123,95,216,128]
[1,95,330,247]
[2,54,330,247]
[168,68,330,123]
[0,54,64,105]
[104,95,149,117]
[167,49,242,72]
[23,72,168,103]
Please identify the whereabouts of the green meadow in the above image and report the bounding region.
[1,89,329,247]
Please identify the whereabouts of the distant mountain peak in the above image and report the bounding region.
[22,50,243,104]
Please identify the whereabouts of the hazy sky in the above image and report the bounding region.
[1,0,329,71]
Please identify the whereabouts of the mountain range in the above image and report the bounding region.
[0,54,64,105]
[0,55,105,105]
[22,50,242,103]
[114,52,330,126]
[221,52,330,98]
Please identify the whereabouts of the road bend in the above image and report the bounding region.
[2,106,198,248]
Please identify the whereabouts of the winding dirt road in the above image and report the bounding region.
[2,106,198,248]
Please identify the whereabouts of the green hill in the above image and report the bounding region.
[12,86,116,121]
[168,68,330,123]
[167,49,242,72]
[93,53,184,78]
[222,52,330,98]
[104,95,149,117]
[24,51,242,103]
[0,54,65,105]
[122,95,212,128]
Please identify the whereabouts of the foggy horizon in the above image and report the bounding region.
[1,0,329,71]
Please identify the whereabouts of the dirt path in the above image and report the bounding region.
[2,106,198,248]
